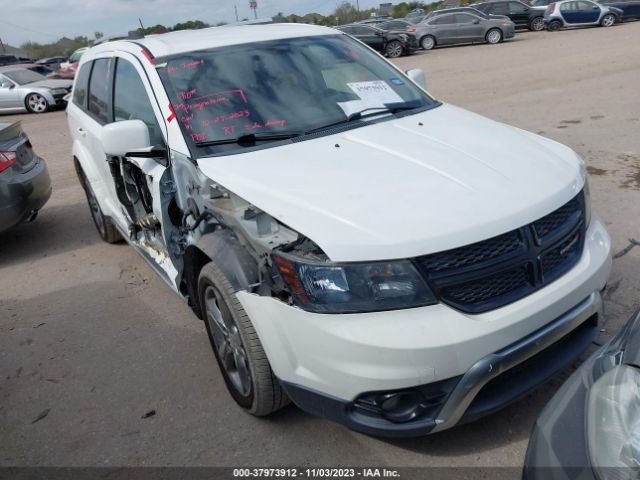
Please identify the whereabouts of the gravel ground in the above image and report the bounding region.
[1,23,639,469]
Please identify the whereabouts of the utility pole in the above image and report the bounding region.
[0,37,6,54]
[234,5,239,22]
[356,0,361,20]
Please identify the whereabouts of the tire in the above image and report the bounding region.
[420,35,436,50]
[530,16,545,31]
[385,40,403,58]
[485,28,503,44]
[199,262,289,416]
[25,93,49,114]
[548,20,562,31]
[77,165,122,243]
[600,13,615,26]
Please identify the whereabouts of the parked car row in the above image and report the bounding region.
[348,0,634,53]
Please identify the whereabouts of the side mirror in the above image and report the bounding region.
[0,81,13,89]
[473,19,481,23]
[101,119,151,157]
[406,68,427,89]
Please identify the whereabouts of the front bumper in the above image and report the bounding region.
[236,216,611,435]
[0,157,52,232]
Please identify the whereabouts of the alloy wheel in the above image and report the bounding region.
[385,41,403,58]
[531,17,545,31]
[204,286,252,396]
[602,14,615,26]
[27,94,48,113]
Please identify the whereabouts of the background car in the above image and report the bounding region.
[524,308,640,479]
[35,56,67,72]
[0,54,32,66]
[376,19,424,49]
[335,24,415,57]
[415,12,515,50]
[50,47,88,80]
[0,66,72,114]
[544,0,623,30]
[422,6,511,20]
[0,121,51,232]
[598,0,640,19]
[473,0,547,30]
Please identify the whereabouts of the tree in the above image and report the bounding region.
[172,20,210,31]
[334,1,359,24]
[94,31,104,40]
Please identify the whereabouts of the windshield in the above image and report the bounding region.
[69,50,84,63]
[158,34,437,155]
[3,69,46,85]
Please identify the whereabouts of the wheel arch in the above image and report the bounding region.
[181,229,260,319]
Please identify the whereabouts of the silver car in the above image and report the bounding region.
[0,66,72,114]
[417,12,515,50]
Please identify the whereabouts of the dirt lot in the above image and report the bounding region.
[1,24,640,469]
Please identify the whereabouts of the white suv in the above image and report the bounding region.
[67,24,611,437]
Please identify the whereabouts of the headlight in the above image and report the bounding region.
[50,88,68,95]
[587,365,640,476]
[273,254,436,314]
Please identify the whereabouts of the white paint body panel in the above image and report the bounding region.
[198,103,584,262]
[237,216,611,401]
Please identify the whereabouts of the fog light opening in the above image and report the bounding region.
[378,391,426,423]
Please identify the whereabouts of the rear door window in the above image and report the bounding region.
[87,58,114,123]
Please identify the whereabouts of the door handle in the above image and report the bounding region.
[77,127,86,137]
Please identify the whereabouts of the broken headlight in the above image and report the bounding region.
[273,253,436,314]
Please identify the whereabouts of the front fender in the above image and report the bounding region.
[192,229,259,293]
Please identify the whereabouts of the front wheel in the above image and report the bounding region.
[548,20,562,31]
[385,40,403,58]
[486,28,503,44]
[601,13,616,26]
[530,17,545,31]
[420,35,436,50]
[25,93,49,114]
[199,262,289,416]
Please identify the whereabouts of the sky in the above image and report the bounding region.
[0,0,391,47]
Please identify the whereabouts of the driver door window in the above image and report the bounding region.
[112,58,164,146]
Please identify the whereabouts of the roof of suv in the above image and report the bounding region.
[99,24,337,59]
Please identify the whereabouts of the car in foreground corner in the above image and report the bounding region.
[68,24,610,437]
[544,0,623,30]
[524,307,640,479]
[0,66,72,114]
[0,122,51,232]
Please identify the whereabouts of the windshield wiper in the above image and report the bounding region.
[195,131,304,148]
[308,104,421,134]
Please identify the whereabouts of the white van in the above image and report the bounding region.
[66,24,611,437]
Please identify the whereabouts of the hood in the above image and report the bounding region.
[24,79,72,90]
[197,103,584,262]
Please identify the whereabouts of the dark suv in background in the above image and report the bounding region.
[336,24,416,58]
[473,0,547,30]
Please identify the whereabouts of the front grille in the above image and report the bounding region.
[443,267,529,305]
[416,191,586,314]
